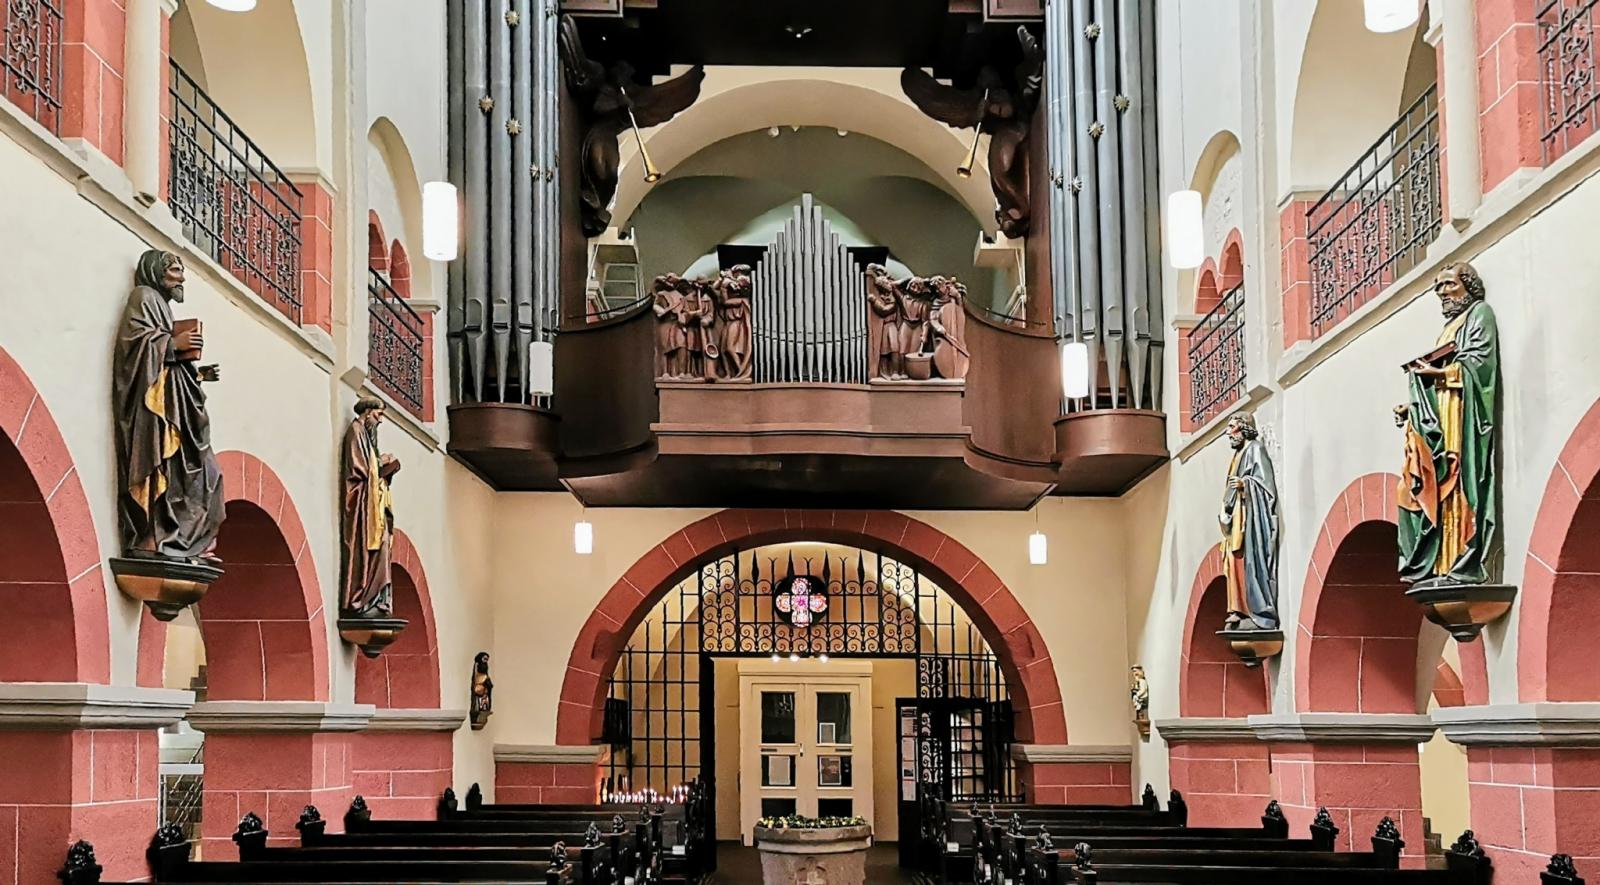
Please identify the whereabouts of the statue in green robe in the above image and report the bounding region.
[1395,262,1500,587]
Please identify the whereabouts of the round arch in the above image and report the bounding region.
[355,528,441,709]
[1179,548,1268,718]
[0,347,111,683]
[612,74,998,233]
[1287,1,1424,188]
[556,509,1066,747]
[1519,397,1600,701]
[134,451,329,699]
[368,210,389,274]
[368,116,430,298]
[175,0,322,170]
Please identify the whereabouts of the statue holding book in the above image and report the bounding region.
[1394,262,1501,588]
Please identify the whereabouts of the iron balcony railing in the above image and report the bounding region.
[1187,283,1246,428]
[1306,84,1441,336]
[2,0,64,133]
[168,61,304,323]
[1540,0,1600,161]
[368,268,426,415]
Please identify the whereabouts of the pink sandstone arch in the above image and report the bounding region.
[136,451,330,699]
[0,347,111,683]
[355,528,441,709]
[1520,397,1600,701]
[555,509,1068,746]
[1295,472,1487,712]
[1179,547,1268,718]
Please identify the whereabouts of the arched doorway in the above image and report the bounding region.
[139,452,333,858]
[548,510,1081,870]
[353,529,451,819]
[1170,549,1270,827]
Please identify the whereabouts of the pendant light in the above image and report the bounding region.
[422,181,459,261]
[573,518,593,555]
[1166,190,1204,269]
[1060,341,1089,400]
[206,0,256,10]
[1363,0,1419,33]
[1028,506,1047,566]
[529,341,554,397]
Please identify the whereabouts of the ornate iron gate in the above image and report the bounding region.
[602,545,1020,859]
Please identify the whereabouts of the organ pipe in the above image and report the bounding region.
[752,195,869,385]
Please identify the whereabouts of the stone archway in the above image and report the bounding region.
[0,347,111,684]
[557,510,1066,751]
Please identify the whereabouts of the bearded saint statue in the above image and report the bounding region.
[1219,412,1280,631]
[339,396,401,618]
[113,250,225,562]
[1395,262,1501,587]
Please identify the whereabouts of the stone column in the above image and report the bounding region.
[1155,718,1271,827]
[353,708,465,818]
[1250,713,1437,864]
[1010,744,1134,805]
[1435,703,1600,884]
[0,683,192,883]
[494,744,606,805]
[1429,0,1484,227]
[122,0,177,204]
[186,700,373,858]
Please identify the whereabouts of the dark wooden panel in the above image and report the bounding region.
[986,0,1043,19]
[961,305,1059,484]
[555,303,659,471]
[1024,83,1054,330]
[1052,409,1168,496]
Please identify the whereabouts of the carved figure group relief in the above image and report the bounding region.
[652,265,754,382]
[866,264,969,382]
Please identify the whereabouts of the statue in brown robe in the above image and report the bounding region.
[113,250,224,562]
[713,265,753,381]
[866,264,905,380]
[652,273,688,379]
[340,396,401,618]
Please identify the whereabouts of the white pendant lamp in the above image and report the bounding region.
[422,181,459,261]
[1028,531,1048,566]
[573,519,594,555]
[206,0,257,10]
[1060,341,1090,400]
[1166,190,1204,269]
[529,341,555,397]
[1363,0,1420,33]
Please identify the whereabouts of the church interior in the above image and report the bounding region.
[4,0,1600,883]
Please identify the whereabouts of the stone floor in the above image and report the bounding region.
[709,842,920,884]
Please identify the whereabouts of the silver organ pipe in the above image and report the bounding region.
[752,194,869,385]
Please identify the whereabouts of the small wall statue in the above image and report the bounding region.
[336,396,407,658]
[470,651,494,730]
[1219,413,1280,633]
[109,250,226,620]
[1129,665,1150,739]
[652,266,753,382]
[866,265,970,382]
[1394,262,1514,640]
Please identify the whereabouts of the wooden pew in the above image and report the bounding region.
[1027,823,1493,885]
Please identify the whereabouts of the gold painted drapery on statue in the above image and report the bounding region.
[112,252,224,559]
[1398,300,1500,585]
[339,417,395,617]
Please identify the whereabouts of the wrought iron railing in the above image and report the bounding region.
[168,61,303,323]
[368,268,426,414]
[1540,0,1600,161]
[158,745,203,845]
[1306,84,1441,336]
[2,0,64,133]
[1187,283,1246,427]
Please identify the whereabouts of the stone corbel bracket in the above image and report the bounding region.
[1009,744,1134,764]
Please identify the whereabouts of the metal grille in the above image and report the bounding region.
[1187,283,1246,427]
[603,544,1019,816]
[368,269,427,414]
[2,0,63,133]
[1540,0,1600,161]
[168,61,304,324]
[1306,84,1441,336]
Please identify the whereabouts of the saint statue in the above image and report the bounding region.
[866,264,905,380]
[470,651,494,730]
[113,250,225,562]
[1219,412,1279,631]
[1129,665,1150,724]
[339,396,401,619]
[900,276,936,359]
[713,265,753,381]
[1396,262,1501,587]
[683,277,715,381]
